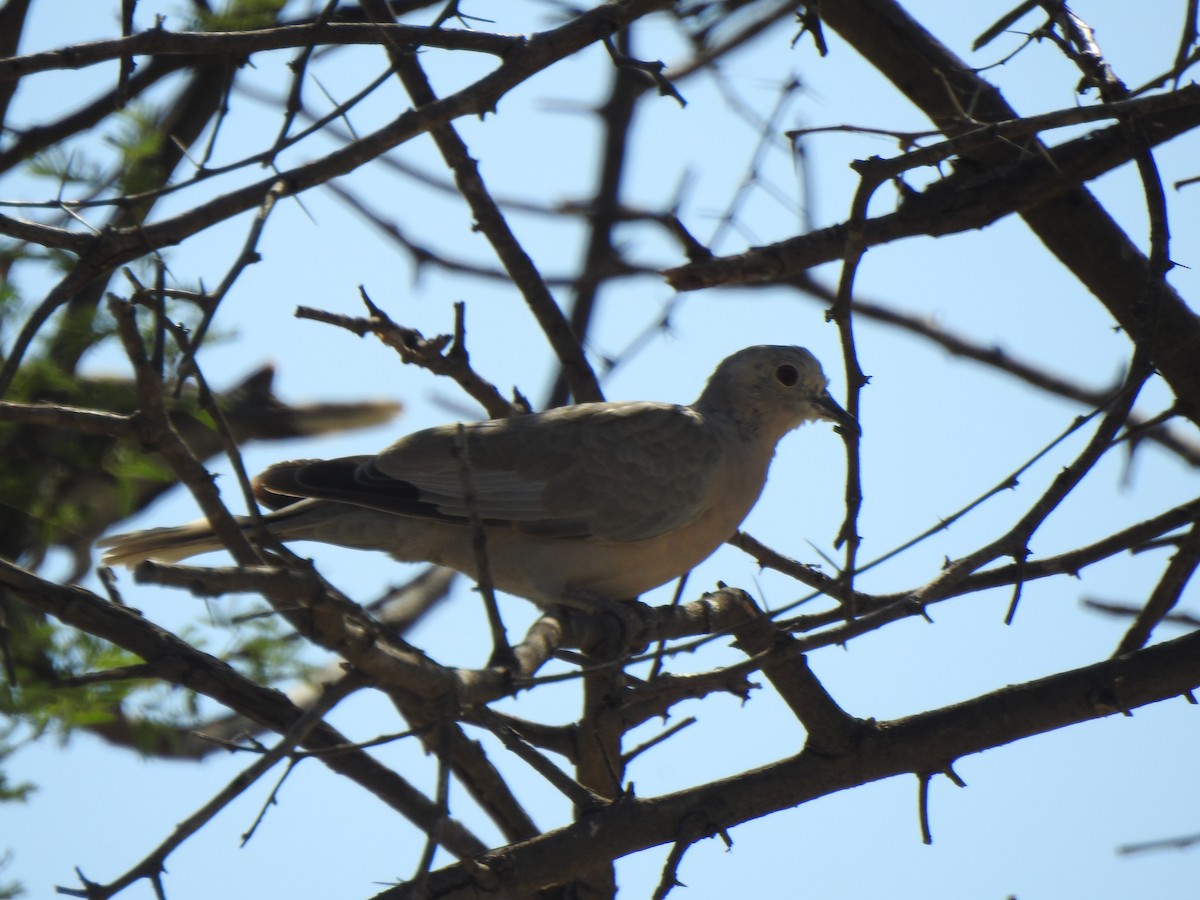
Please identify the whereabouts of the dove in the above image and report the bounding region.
[99,345,853,607]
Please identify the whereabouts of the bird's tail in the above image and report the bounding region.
[98,520,238,567]
[98,500,367,568]
[99,501,417,571]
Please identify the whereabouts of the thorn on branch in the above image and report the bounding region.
[792,5,828,56]
[430,0,494,31]
[602,35,686,107]
[943,761,967,788]
[57,866,101,899]
[917,772,934,845]
[1088,677,1133,717]
[662,214,712,264]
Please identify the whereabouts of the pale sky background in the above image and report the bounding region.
[3,2,1199,898]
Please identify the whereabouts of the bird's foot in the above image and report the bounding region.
[557,588,648,656]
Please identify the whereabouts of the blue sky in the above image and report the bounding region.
[3,2,1199,898]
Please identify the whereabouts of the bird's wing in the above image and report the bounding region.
[259,403,725,543]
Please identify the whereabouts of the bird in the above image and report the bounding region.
[99,345,854,607]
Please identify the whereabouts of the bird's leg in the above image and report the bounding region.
[557,587,648,655]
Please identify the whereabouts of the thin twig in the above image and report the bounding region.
[58,672,367,899]
[452,422,514,669]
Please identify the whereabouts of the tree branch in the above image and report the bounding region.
[369,626,1200,899]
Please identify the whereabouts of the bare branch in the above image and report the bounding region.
[0,558,487,857]
[369,626,1200,899]
[0,22,521,81]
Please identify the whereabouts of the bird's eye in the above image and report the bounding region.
[775,364,799,387]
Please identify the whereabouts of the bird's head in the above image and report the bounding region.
[697,345,857,441]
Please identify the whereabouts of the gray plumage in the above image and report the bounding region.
[100,345,852,606]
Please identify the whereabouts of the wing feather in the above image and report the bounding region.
[257,402,723,543]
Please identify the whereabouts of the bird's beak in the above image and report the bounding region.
[813,392,859,436]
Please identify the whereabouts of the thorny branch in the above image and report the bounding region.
[3,3,1200,898]
[296,294,523,419]
[58,673,369,900]
[371,627,1200,899]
